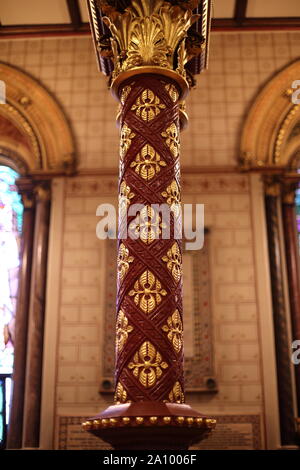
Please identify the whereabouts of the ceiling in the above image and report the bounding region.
[0,0,299,36]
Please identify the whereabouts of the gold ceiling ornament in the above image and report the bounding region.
[116,309,134,352]
[128,340,168,388]
[128,269,167,314]
[161,122,180,158]
[168,381,185,403]
[117,243,134,282]
[120,123,136,159]
[98,0,200,84]
[129,205,166,244]
[162,242,182,282]
[161,179,181,216]
[165,83,179,102]
[131,89,166,122]
[130,144,166,180]
[162,309,183,353]
[114,381,128,403]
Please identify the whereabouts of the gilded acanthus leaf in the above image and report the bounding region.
[131,89,165,122]
[128,341,168,388]
[114,381,129,403]
[162,242,182,282]
[117,243,134,282]
[162,309,183,353]
[116,309,133,352]
[130,144,166,181]
[161,179,181,216]
[120,123,135,159]
[128,269,167,314]
[161,122,180,158]
[168,381,185,403]
[129,205,166,244]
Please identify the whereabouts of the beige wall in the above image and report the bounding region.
[1,30,300,449]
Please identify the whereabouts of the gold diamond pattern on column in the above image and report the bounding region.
[161,179,181,215]
[131,89,166,122]
[128,341,168,388]
[114,381,129,403]
[168,381,185,403]
[117,243,134,282]
[161,122,180,158]
[116,309,134,352]
[130,144,166,181]
[162,242,182,282]
[162,309,183,353]
[165,83,179,102]
[128,269,167,314]
[120,123,136,159]
[129,205,166,244]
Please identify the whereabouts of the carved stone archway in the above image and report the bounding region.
[240,59,300,171]
[0,61,76,175]
[0,62,76,449]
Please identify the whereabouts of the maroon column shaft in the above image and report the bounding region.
[115,74,185,404]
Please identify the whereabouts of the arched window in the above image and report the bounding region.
[0,165,23,448]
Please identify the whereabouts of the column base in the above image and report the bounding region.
[82,402,216,450]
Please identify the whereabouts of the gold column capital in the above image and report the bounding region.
[89,0,211,100]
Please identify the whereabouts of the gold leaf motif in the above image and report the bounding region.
[130,144,166,181]
[128,269,167,314]
[129,205,166,244]
[162,242,182,282]
[165,83,179,102]
[119,181,135,223]
[162,309,183,353]
[168,381,185,403]
[120,85,132,105]
[114,381,128,403]
[128,341,168,388]
[161,122,180,158]
[120,123,136,160]
[117,243,134,282]
[161,179,181,216]
[116,309,133,352]
[131,89,165,122]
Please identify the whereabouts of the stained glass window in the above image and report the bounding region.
[0,165,23,448]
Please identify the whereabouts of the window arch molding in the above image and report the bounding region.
[0,61,76,175]
[240,59,300,171]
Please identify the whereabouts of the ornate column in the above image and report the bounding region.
[22,182,51,448]
[282,179,300,415]
[264,176,296,445]
[7,178,35,449]
[84,0,215,450]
